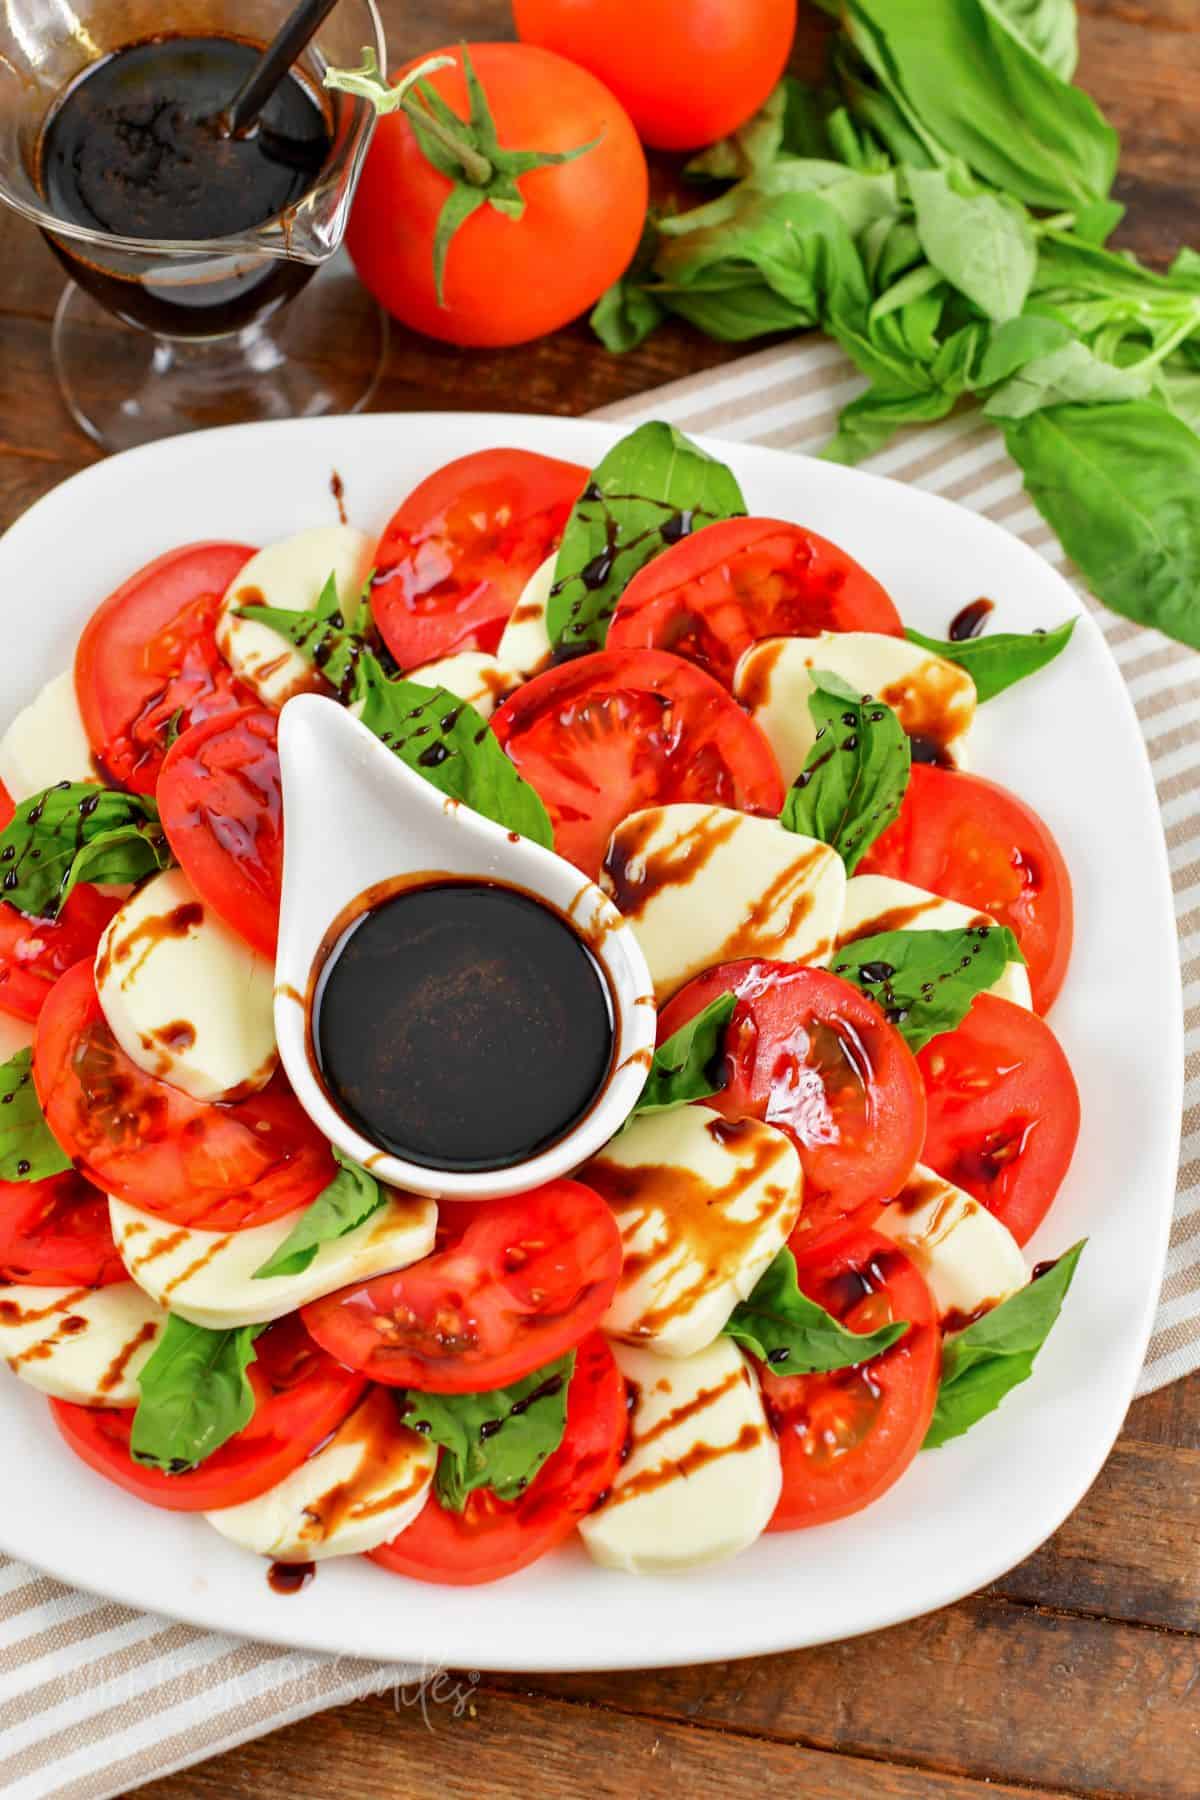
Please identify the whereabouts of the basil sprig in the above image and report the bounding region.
[904,617,1076,703]
[403,1353,574,1512]
[0,784,171,920]
[253,1148,385,1280]
[631,991,736,1119]
[781,670,911,873]
[832,924,1025,1052]
[0,1049,72,1182]
[131,1317,266,1474]
[924,1241,1085,1448]
[546,421,746,655]
[725,1248,908,1373]
[238,570,370,701]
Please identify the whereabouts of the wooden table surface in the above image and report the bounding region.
[1,3,1197,1796]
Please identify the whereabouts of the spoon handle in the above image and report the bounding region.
[224,0,343,138]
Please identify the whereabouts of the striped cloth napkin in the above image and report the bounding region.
[2,337,1196,1798]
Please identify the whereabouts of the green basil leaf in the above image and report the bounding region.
[355,654,553,848]
[0,1049,72,1181]
[684,77,833,183]
[633,992,736,1118]
[253,1149,384,1279]
[724,1248,908,1372]
[547,422,746,654]
[403,1353,574,1512]
[0,784,169,919]
[984,338,1157,419]
[908,165,1036,322]
[236,569,370,700]
[904,617,1076,703]
[831,925,1025,1053]
[130,1317,266,1473]
[591,270,664,354]
[973,314,1074,388]
[990,0,1078,80]
[924,1241,1085,1448]
[780,669,911,873]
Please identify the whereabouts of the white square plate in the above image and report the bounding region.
[0,414,1181,1670]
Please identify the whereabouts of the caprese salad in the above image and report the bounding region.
[0,421,1084,1585]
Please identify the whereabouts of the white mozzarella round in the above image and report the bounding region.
[0,1013,34,1064]
[405,650,519,721]
[837,874,1032,1007]
[0,1282,164,1405]
[876,1163,1027,1327]
[205,1385,436,1561]
[579,1338,781,1573]
[496,553,555,678]
[602,804,846,1004]
[95,867,277,1102]
[109,1190,437,1328]
[584,1106,802,1358]
[734,632,976,782]
[0,671,98,802]
[217,525,374,708]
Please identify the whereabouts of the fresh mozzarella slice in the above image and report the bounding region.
[876,1163,1027,1328]
[217,525,374,708]
[405,650,519,721]
[496,552,555,678]
[0,1282,164,1405]
[837,874,1032,1007]
[0,671,97,802]
[602,804,846,1003]
[109,1190,437,1328]
[0,1013,34,1064]
[95,867,277,1103]
[205,1385,435,1561]
[584,1106,802,1357]
[734,632,976,780]
[579,1338,781,1573]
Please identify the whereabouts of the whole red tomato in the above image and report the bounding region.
[512,0,797,151]
[346,44,648,347]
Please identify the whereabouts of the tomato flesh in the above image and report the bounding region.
[860,765,1073,1014]
[75,542,256,793]
[492,647,784,878]
[0,1169,125,1287]
[607,517,904,688]
[0,782,13,831]
[371,1331,627,1584]
[762,1228,940,1529]
[158,706,282,957]
[51,1314,367,1509]
[371,449,587,670]
[34,961,334,1231]
[303,1182,623,1394]
[0,886,121,1023]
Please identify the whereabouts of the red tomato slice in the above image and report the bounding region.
[34,961,334,1231]
[0,782,13,831]
[371,449,587,670]
[370,1331,627,1585]
[607,517,904,688]
[859,765,1074,1014]
[0,886,121,1023]
[0,1169,125,1287]
[762,1228,940,1529]
[657,960,926,1244]
[303,1183,623,1394]
[51,1314,367,1509]
[75,542,257,793]
[157,707,282,957]
[492,647,785,877]
[917,994,1080,1247]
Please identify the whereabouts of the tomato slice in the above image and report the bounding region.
[762,1228,939,1529]
[606,517,904,688]
[371,449,588,670]
[0,1169,125,1287]
[657,960,926,1244]
[51,1314,367,1509]
[75,542,257,793]
[859,765,1073,1014]
[917,994,1080,1247]
[34,961,334,1231]
[157,707,282,957]
[303,1182,623,1394]
[0,886,121,1023]
[492,647,785,877]
[370,1331,627,1585]
[0,781,13,831]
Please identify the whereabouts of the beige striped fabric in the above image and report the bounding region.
[2,341,1195,1797]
